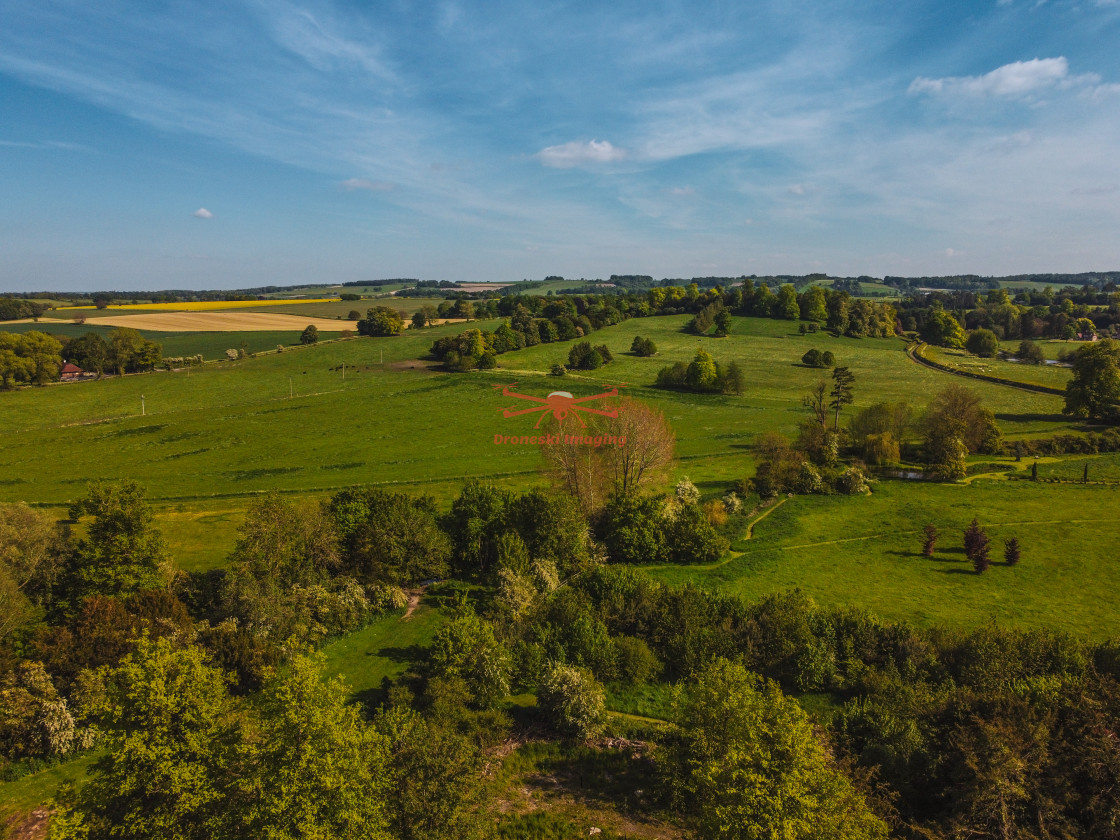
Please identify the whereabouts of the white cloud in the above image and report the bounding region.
[909,57,1094,99]
[192,207,213,219]
[536,139,627,169]
[788,184,807,195]
[341,178,394,191]
[668,186,695,196]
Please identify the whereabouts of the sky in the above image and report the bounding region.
[2,0,1119,292]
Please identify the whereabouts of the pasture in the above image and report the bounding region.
[647,479,1120,639]
[0,315,1081,510]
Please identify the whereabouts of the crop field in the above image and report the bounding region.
[0,319,346,360]
[77,311,350,332]
[55,298,341,311]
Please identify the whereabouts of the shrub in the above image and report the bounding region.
[1017,340,1045,364]
[675,478,700,505]
[1004,537,1021,566]
[536,663,606,740]
[477,352,497,370]
[965,328,999,358]
[630,336,657,356]
[821,350,836,367]
[568,341,606,370]
[347,309,362,320]
[703,499,729,527]
[722,492,742,514]
[835,467,868,495]
[613,636,661,684]
[964,518,990,572]
[549,363,567,376]
[300,325,319,345]
[922,524,937,557]
[802,348,825,368]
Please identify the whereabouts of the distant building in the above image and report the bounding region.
[60,362,88,381]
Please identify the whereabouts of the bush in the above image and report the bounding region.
[821,350,836,367]
[477,352,497,370]
[300,325,319,345]
[1017,340,1045,364]
[536,663,606,740]
[835,467,868,494]
[630,336,657,356]
[802,348,825,368]
[568,341,608,370]
[549,363,567,377]
[347,309,362,321]
[613,636,661,684]
[965,328,1000,358]
[703,499,728,527]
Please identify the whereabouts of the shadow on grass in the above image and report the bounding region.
[993,412,1070,424]
[937,567,980,575]
[374,644,428,664]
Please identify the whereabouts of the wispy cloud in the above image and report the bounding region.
[193,208,214,219]
[909,57,1097,99]
[341,178,394,191]
[536,140,627,169]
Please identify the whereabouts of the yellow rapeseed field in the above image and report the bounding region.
[57,298,340,311]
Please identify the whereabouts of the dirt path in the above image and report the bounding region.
[402,587,426,620]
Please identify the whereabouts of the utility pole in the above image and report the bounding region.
[342,362,346,382]
[380,348,383,366]
[289,377,293,399]
[140,395,145,416]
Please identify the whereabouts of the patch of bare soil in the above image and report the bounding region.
[492,738,692,839]
[386,360,438,372]
[4,808,51,840]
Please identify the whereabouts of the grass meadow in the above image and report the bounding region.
[923,344,1075,391]
[2,311,1119,816]
[646,479,1120,639]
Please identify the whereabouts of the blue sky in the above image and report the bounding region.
[2,0,1119,291]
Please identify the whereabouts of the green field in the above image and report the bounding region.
[645,479,1120,639]
[922,343,1074,392]
[3,310,1120,822]
[0,315,1082,510]
[321,603,446,707]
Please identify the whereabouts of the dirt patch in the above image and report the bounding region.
[4,808,51,840]
[386,360,438,372]
[81,312,353,332]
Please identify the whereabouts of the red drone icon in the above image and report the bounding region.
[494,383,624,428]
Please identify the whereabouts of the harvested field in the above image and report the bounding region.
[57,299,339,312]
[81,312,352,332]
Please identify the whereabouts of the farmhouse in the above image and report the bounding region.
[59,362,89,382]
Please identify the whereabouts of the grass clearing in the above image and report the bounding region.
[320,603,446,708]
[646,479,1120,639]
